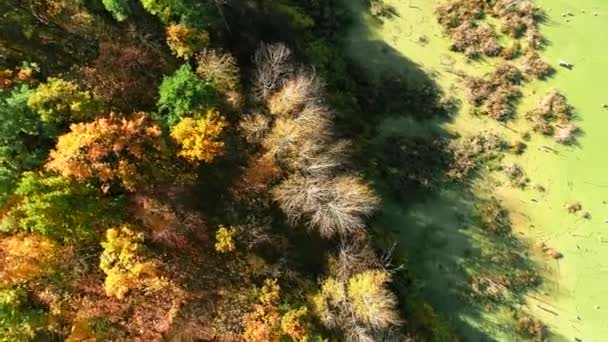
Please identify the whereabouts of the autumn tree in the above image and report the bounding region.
[273,175,378,238]
[157,64,218,127]
[28,77,101,124]
[312,270,401,340]
[0,233,57,286]
[166,23,209,59]
[83,42,166,111]
[46,113,168,191]
[0,287,46,341]
[100,225,165,299]
[0,172,124,241]
[170,109,227,163]
[196,48,241,94]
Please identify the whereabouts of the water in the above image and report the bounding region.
[344,0,608,340]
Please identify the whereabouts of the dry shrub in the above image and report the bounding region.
[253,43,294,101]
[537,242,563,260]
[516,314,546,341]
[471,273,510,301]
[465,64,523,121]
[129,194,206,249]
[231,154,281,200]
[239,112,272,144]
[267,72,321,117]
[526,89,577,142]
[273,175,379,238]
[435,0,486,31]
[522,52,554,79]
[83,42,165,111]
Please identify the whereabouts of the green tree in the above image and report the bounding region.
[102,0,131,21]
[28,77,101,125]
[157,64,218,127]
[0,85,55,205]
[0,172,124,242]
[0,287,46,341]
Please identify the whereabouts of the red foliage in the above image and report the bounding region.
[83,42,167,111]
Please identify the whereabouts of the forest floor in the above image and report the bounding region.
[342,0,608,340]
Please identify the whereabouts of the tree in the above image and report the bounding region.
[46,113,167,191]
[253,43,294,101]
[0,84,55,205]
[27,77,101,124]
[0,233,57,287]
[215,225,236,253]
[170,109,227,163]
[0,172,124,242]
[166,23,209,59]
[0,287,46,341]
[243,278,282,341]
[157,64,218,127]
[267,72,320,117]
[100,225,165,299]
[82,42,166,111]
[273,175,379,238]
[102,0,131,21]
[347,270,401,329]
[196,48,240,93]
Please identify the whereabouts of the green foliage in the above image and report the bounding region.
[102,0,131,21]
[0,172,124,242]
[276,1,315,31]
[0,85,55,205]
[28,78,101,125]
[157,64,218,127]
[0,287,45,342]
[139,0,217,29]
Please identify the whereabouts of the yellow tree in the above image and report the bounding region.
[170,109,227,163]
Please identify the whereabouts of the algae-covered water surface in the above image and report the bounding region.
[345,0,608,340]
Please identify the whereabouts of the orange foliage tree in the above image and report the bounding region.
[46,113,167,191]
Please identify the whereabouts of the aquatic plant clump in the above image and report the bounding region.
[525,89,578,143]
[465,64,523,121]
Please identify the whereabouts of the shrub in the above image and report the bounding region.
[522,52,554,79]
[243,278,282,341]
[215,225,236,253]
[170,109,227,163]
[157,64,218,127]
[0,287,46,341]
[166,23,209,59]
[28,78,101,124]
[46,113,167,191]
[516,314,546,341]
[281,307,312,342]
[100,225,166,299]
[475,197,511,235]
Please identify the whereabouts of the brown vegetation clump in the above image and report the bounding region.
[448,132,507,180]
[504,163,529,188]
[435,0,486,31]
[475,197,511,235]
[565,201,582,214]
[491,0,543,43]
[231,154,281,200]
[522,51,554,79]
[465,64,523,121]
[526,89,577,143]
[538,242,563,260]
[516,314,546,341]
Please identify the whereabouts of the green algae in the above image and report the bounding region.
[344,0,608,340]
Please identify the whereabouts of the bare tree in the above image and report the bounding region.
[252,42,294,101]
[267,71,322,117]
[196,48,240,93]
[239,112,272,144]
[273,174,379,238]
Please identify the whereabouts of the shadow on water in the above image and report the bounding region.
[338,1,548,340]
